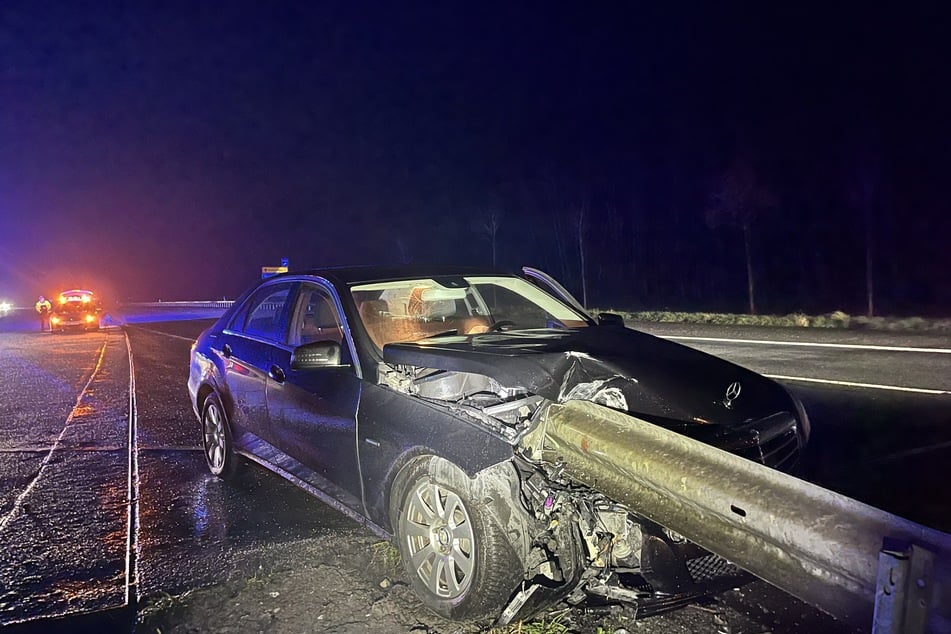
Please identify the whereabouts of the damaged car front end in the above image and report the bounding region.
[377,336,807,621]
[188,265,810,624]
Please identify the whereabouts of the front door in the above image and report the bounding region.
[265,282,363,510]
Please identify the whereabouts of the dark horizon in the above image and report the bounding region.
[1,3,949,315]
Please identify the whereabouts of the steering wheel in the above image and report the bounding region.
[487,320,516,332]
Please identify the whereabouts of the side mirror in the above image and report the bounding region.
[597,312,625,327]
[291,340,346,370]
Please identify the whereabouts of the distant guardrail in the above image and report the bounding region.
[110,301,234,325]
[120,301,235,310]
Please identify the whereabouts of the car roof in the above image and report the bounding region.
[273,265,516,286]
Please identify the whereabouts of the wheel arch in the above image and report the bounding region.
[196,381,235,425]
[386,453,534,567]
[387,453,535,621]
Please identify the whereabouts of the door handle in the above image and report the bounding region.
[221,343,232,358]
[269,364,286,383]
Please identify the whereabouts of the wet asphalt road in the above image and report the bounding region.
[0,312,354,631]
[0,308,949,631]
[0,326,130,626]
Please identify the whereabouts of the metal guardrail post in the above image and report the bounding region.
[874,540,936,634]
[522,400,951,632]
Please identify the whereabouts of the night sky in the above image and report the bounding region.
[1,2,949,314]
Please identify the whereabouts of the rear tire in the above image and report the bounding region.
[390,457,523,621]
[201,393,239,480]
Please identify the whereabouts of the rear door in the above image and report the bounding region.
[265,281,364,511]
[219,282,296,446]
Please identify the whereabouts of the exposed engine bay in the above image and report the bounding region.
[379,361,749,623]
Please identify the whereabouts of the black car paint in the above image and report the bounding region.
[265,355,364,506]
[357,381,518,528]
[384,325,804,444]
[217,332,275,445]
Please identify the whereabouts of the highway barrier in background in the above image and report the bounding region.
[524,400,951,633]
[122,301,235,310]
[107,301,234,326]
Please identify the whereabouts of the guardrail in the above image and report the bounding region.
[524,400,951,633]
[120,301,235,309]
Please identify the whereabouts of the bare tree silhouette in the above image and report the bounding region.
[479,209,503,268]
[706,159,777,314]
[574,201,589,307]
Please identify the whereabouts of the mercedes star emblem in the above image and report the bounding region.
[723,381,742,409]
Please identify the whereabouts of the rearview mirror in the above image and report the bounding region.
[291,340,346,370]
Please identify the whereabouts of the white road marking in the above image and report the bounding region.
[124,331,140,606]
[667,335,951,354]
[0,338,109,534]
[867,440,951,463]
[766,374,950,395]
[127,325,195,343]
[0,445,127,452]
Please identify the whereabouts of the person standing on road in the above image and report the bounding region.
[35,295,52,332]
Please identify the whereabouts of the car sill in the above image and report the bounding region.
[237,449,391,540]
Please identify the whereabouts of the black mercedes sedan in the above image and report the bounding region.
[187,265,810,623]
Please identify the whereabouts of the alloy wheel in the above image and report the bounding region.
[401,481,475,599]
[202,400,226,471]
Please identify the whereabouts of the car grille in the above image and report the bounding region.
[720,411,802,470]
[686,553,741,584]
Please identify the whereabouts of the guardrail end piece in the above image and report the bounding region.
[873,538,934,634]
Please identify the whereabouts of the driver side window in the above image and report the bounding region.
[233,283,295,342]
[289,284,344,347]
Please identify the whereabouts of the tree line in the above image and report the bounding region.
[366,154,946,318]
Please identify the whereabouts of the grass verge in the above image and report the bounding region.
[597,309,951,332]
[491,609,572,634]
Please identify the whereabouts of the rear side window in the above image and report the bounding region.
[233,283,294,341]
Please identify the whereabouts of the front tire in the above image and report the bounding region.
[201,393,239,480]
[390,457,523,621]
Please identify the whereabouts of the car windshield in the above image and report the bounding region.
[351,275,589,349]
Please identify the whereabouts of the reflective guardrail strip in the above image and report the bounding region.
[523,400,951,633]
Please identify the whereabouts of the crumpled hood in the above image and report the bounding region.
[383,326,795,430]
